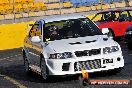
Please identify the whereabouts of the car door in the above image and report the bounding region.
[28,21,44,66]
[117,10,132,36]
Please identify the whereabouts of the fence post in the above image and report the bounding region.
[59,0,62,15]
[98,0,102,11]
[125,0,129,7]
[13,0,16,23]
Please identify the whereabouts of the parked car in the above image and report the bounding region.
[23,14,124,80]
[125,25,132,50]
[91,9,132,40]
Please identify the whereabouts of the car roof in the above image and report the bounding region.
[98,8,132,14]
[38,14,86,23]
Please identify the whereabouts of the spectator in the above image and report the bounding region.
[125,0,129,7]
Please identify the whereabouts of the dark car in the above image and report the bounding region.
[125,25,132,50]
[91,9,132,40]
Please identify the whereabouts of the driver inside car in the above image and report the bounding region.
[47,25,60,40]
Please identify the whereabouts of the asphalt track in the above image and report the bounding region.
[0,41,132,88]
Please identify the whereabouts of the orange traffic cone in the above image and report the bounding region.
[81,68,89,78]
[80,68,90,86]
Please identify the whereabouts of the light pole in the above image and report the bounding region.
[100,0,103,11]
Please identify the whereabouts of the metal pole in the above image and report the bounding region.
[13,0,16,23]
[101,0,103,11]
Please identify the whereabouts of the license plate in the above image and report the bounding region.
[103,59,113,64]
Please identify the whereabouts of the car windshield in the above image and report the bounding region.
[92,11,120,22]
[92,10,132,22]
[43,18,102,41]
[128,10,132,20]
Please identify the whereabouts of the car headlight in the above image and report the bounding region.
[49,52,73,59]
[125,31,132,35]
[103,46,119,54]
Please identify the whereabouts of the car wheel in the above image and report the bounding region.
[127,42,132,50]
[40,57,48,80]
[23,52,30,74]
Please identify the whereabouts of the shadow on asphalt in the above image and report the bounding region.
[0,64,126,84]
[0,48,23,59]
[0,43,131,84]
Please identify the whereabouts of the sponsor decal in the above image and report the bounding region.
[90,79,130,85]
[80,68,131,86]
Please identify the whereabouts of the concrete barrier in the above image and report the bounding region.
[0,21,34,50]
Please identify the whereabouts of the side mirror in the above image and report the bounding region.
[31,36,41,43]
[102,28,109,35]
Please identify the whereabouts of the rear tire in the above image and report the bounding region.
[40,57,48,80]
[23,52,30,74]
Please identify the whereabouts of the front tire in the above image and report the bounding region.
[23,52,30,74]
[40,57,48,80]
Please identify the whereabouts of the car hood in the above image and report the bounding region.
[44,35,118,54]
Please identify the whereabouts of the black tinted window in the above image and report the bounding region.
[44,18,102,41]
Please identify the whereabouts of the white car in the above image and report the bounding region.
[23,14,124,80]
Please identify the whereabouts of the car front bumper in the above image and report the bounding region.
[45,51,124,76]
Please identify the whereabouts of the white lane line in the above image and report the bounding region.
[6,57,10,59]
[0,74,27,88]
[10,56,13,58]
[129,54,132,55]
[0,58,8,61]
[0,54,22,61]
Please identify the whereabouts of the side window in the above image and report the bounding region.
[118,11,129,21]
[44,22,60,39]
[128,10,132,20]
[44,21,65,41]
[28,24,41,38]
[129,11,132,16]
[92,14,103,22]
[115,12,119,19]
[121,11,129,17]
[102,12,115,21]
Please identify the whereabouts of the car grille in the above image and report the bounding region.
[74,59,101,71]
[74,49,101,57]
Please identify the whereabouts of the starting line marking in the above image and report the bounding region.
[0,54,22,61]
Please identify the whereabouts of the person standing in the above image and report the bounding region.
[125,0,129,7]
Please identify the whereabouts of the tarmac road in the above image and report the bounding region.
[0,43,132,88]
